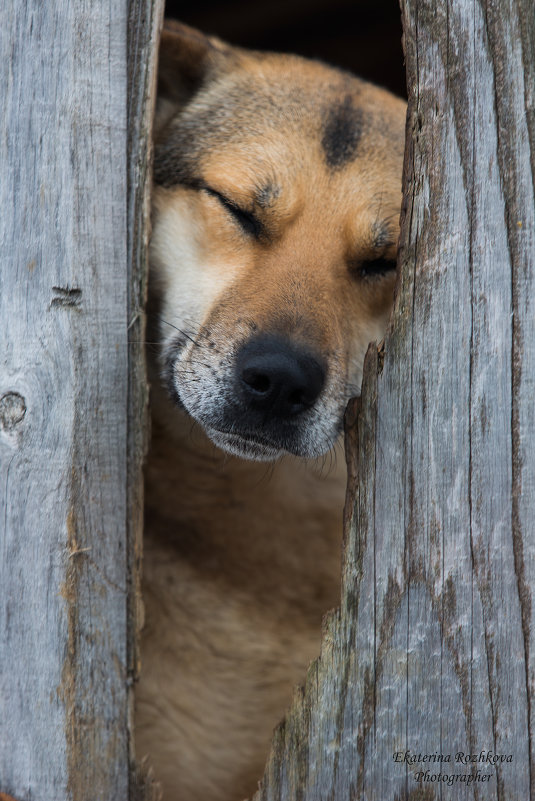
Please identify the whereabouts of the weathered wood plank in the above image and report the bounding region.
[0,1,150,798]
[251,0,535,798]
[127,0,164,798]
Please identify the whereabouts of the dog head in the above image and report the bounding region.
[151,21,406,461]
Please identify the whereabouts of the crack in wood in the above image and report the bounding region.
[51,286,82,308]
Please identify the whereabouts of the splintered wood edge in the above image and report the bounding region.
[127,0,165,797]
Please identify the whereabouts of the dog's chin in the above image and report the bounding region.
[205,427,285,462]
[168,380,341,461]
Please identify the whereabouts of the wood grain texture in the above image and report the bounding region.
[127,0,164,798]
[0,1,153,798]
[251,0,535,798]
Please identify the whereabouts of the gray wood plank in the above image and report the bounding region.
[0,1,148,797]
[251,0,535,798]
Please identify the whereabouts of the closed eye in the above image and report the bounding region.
[205,188,262,238]
[357,257,397,279]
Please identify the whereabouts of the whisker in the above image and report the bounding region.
[157,316,205,349]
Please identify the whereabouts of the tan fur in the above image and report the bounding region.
[136,21,406,801]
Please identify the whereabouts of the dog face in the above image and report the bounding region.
[151,22,406,460]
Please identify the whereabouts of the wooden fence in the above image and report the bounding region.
[1,0,533,799]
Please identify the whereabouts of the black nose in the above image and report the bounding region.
[236,336,326,418]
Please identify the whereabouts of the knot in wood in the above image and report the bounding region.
[0,392,27,431]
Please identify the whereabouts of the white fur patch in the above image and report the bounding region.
[150,191,242,348]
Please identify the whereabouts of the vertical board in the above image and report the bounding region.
[251,0,535,799]
[0,1,135,798]
[127,0,164,797]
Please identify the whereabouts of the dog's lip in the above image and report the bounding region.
[205,426,285,460]
[210,426,278,447]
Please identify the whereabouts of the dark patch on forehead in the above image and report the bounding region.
[321,95,364,170]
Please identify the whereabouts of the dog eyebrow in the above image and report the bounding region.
[372,221,396,250]
[254,182,281,209]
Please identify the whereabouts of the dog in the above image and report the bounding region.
[135,20,405,801]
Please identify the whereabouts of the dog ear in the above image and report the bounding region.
[155,20,231,129]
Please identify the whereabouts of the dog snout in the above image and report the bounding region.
[236,336,326,418]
